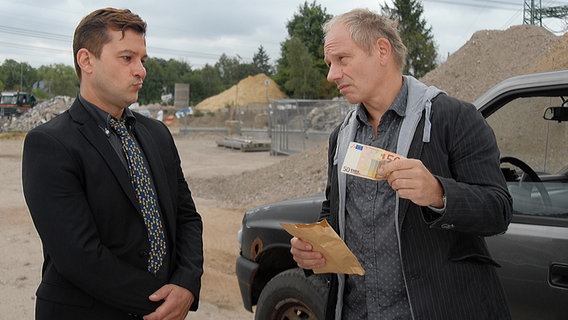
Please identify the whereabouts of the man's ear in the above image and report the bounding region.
[375,38,392,64]
[76,48,94,75]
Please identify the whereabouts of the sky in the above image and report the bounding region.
[0,0,566,69]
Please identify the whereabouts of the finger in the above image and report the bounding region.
[289,239,325,269]
[290,237,312,251]
[149,284,172,302]
[378,157,406,178]
[293,254,326,269]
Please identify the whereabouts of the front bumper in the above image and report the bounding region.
[236,255,260,312]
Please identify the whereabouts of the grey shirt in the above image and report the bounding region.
[342,79,411,319]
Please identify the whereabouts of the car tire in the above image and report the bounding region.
[255,268,329,320]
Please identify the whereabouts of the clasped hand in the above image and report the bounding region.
[143,284,194,320]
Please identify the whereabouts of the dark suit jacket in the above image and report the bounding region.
[321,94,513,319]
[22,98,203,319]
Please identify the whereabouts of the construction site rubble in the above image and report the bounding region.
[1,96,74,132]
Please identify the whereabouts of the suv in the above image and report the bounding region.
[236,70,568,320]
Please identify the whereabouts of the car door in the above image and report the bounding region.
[484,92,568,320]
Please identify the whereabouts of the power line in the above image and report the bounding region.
[423,0,521,10]
[0,40,69,54]
[0,25,70,43]
[0,24,225,65]
[523,0,568,32]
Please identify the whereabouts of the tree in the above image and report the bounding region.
[1,59,37,92]
[162,59,192,95]
[138,58,166,104]
[36,64,78,97]
[215,53,259,90]
[275,1,332,97]
[285,1,331,64]
[187,64,223,105]
[381,0,438,78]
[284,37,320,99]
[252,45,272,75]
[215,54,240,87]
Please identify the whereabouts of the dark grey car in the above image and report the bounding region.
[236,70,568,320]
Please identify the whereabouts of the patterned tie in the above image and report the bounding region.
[109,118,166,274]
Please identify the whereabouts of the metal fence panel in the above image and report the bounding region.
[269,99,355,155]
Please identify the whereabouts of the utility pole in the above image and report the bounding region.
[20,62,23,91]
[523,0,568,27]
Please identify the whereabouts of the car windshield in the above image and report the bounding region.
[487,95,568,218]
[1,95,17,104]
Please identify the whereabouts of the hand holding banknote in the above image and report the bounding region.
[344,142,445,208]
[377,157,445,208]
[341,142,401,180]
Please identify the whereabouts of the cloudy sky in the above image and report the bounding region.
[0,0,566,69]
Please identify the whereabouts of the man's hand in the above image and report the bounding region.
[290,237,326,269]
[143,284,194,320]
[377,158,445,208]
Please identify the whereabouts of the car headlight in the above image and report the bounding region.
[237,227,243,246]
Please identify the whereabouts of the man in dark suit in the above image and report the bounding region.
[22,8,203,320]
[290,8,513,320]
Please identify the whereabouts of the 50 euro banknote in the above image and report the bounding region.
[341,142,402,180]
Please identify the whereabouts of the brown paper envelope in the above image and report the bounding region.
[281,219,365,275]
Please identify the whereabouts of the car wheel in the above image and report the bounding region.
[255,268,329,320]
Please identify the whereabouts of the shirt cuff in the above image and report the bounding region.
[428,194,447,213]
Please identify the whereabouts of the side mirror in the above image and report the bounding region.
[543,106,568,122]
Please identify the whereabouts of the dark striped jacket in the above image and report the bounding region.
[320,79,512,320]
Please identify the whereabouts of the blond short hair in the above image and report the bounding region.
[323,8,407,71]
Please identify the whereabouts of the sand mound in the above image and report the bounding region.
[195,73,287,112]
[421,24,561,103]
[531,32,568,72]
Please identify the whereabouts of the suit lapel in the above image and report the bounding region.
[398,112,427,228]
[69,101,140,211]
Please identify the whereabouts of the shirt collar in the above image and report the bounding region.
[78,94,137,130]
[356,77,408,125]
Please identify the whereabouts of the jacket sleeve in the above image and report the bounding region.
[319,125,340,228]
[421,95,513,236]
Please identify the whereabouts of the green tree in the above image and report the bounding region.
[285,1,331,64]
[1,59,37,92]
[36,64,79,97]
[275,1,332,97]
[215,54,240,87]
[187,64,223,105]
[252,45,272,75]
[215,54,259,90]
[138,58,166,104]
[162,59,192,96]
[381,0,438,78]
[284,37,320,99]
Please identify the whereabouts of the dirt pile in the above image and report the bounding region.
[1,96,74,132]
[421,25,562,103]
[190,143,329,207]
[195,73,287,112]
[531,32,568,72]
[192,24,568,207]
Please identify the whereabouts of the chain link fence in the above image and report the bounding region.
[268,99,355,155]
[178,99,356,155]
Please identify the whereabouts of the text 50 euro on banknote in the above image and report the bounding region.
[341,142,402,180]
